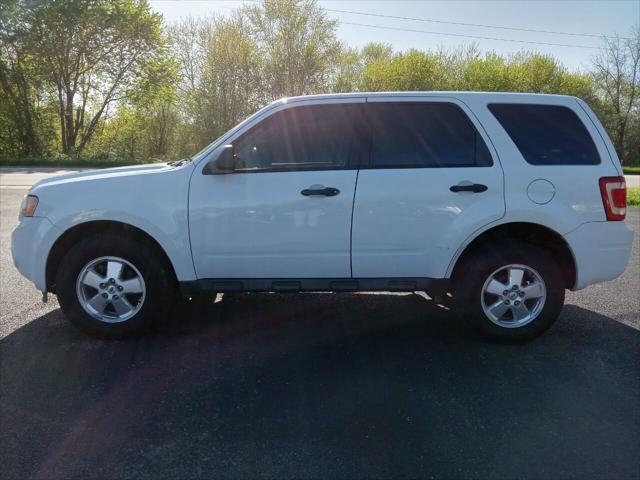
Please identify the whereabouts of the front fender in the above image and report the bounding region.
[49,210,196,282]
[32,163,197,283]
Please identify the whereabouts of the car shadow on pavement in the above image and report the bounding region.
[1,293,639,480]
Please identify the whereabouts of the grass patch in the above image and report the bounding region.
[623,166,640,175]
[628,188,640,207]
[0,156,163,169]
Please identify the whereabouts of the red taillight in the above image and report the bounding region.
[599,176,627,221]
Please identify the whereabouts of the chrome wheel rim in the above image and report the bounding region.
[76,256,146,323]
[481,264,546,328]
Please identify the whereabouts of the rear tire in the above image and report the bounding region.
[453,243,565,342]
[56,233,175,338]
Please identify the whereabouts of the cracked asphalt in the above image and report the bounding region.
[1,184,639,479]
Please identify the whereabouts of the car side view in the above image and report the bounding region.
[12,92,634,341]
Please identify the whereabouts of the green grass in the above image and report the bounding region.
[623,166,640,175]
[628,188,640,207]
[0,157,163,169]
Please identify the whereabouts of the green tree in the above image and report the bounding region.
[592,27,640,164]
[244,0,340,97]
[0,0,633,168]
[169,14,262,155]
[361,49,454,91]
[331,45,360,93]
[458,51,595,99]
[0,0,44,156]
[18,0,167,154]
[360,42,394,66]
[132,56,180,158]
[88,55,180,162]
[331,42,394,93]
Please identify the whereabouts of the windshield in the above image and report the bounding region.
[190,133,227,163]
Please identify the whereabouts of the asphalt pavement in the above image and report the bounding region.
[0,167,92,187]
[1,177,639,479]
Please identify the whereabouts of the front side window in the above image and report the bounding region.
[488,103,600,165]
[232,103,365,172]
[369,102,493,168]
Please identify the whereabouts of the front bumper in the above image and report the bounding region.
[11,216,61,292]
[564,220,634,290]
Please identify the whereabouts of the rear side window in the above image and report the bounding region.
[369,102,493,168]
[488,103,600,165]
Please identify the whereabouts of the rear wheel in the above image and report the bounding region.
[56,233,175,338]
[453,244,565,341]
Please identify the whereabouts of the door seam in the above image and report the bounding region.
[349,169,360,278]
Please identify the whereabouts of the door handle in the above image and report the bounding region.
[449,183,488,193]
[301,186,340,197]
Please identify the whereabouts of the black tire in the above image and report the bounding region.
[56,233,175,338]
[453,243,565,342]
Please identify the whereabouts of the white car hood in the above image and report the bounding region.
[30,163,177,192]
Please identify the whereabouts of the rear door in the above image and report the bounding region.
[351,97,505,278]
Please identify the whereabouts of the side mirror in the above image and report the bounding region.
[203,144,235,175]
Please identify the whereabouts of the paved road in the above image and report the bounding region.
[1,181,639,479]
[0,167,94,187]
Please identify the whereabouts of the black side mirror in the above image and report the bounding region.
[203,145,235,175]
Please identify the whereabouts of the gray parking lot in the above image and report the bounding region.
[1,176,639,479]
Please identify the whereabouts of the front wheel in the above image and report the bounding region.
[453,245,565,341]
[56,233,175,338]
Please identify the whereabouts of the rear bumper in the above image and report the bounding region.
[11,216,60,291]
[564,220,634,290]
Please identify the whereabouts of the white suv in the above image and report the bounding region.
[12,92,634,340]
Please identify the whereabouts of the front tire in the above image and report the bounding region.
[56,233,175,338]
[453,244,565,342]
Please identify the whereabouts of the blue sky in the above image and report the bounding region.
[149,0,640,72]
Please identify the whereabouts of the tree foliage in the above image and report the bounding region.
[244,0,340,97]
[168,15,262,156]
[0,0,638,165]
[592,28,640,163]
[0,0,46,155]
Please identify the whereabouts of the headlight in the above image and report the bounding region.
[19,195,39,219]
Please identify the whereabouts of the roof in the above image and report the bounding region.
[272,91,579,105]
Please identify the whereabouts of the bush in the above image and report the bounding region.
[46,152,74,163]
[87,151,120,163]
[0,153,162,168]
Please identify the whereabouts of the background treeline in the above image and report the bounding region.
[1,0,639,166]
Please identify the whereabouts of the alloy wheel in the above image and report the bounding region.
[76,256,146,323]
[480,263,547,328]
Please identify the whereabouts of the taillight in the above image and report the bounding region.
[599,176,627,221]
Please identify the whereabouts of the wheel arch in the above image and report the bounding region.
[448,222,577,289]
[46,220,177,293]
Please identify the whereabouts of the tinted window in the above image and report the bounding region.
[233,104,365,171]
[370,102,492,168]
[488,103,600,165]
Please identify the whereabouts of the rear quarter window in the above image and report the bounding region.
[488,103,600,165]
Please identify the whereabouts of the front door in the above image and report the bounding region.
[189,100,367,279]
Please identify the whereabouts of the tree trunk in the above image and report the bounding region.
[616,123,626,165]
[64,88,75,153]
